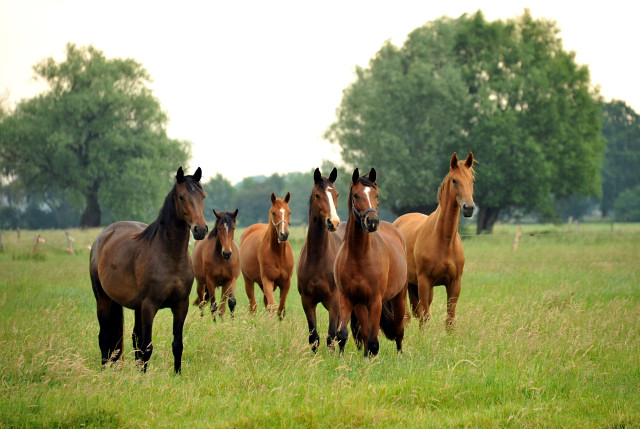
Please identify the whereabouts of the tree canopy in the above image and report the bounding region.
[0,43,190,227]
[326,11,604,233]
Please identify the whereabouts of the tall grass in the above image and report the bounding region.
[0,224,638,427]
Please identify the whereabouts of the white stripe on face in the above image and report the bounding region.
[364,187,373,209]
[326,188,339,222]
[279,208,286,235]
[224,222,229,233]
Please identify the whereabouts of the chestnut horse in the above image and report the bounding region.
[393,152,475,328]
[334,168,408,356]
[240,192,294,319]
[89,167,207,373]
[192,209,240,320]
[297,167,343,352]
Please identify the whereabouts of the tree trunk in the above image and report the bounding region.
[80,182,101,228]
[476,206,500,234]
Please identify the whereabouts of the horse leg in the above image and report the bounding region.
[391,292,407,354]
[206,277,218,322]
[261,278,278,313]
[445,278,462,330]
[417,274,434,327]
[243,273,257,313]
[193,277,206,316]
[133,308,142,362]
[277,279,291,320]
[219,281,235,320]
[350,310,363,350]
[326,294,340,350]
[336,293,354,353]
[408,282,419,318]
[301,293,320,352]
[171,298,189,374]
[354,303,377,357]
[140,299,158,373]
[92,280,124,366]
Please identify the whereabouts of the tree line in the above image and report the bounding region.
[2,11,640,232]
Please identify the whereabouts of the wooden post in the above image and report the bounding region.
[30,234,41,256]
[567,216,573,232]
[0,230,5,253]
[65,231,74,254]
[17,228,21,241]
[512,225,522,251]
[574,220,579,234]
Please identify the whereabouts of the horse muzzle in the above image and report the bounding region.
[192,224,208,240]
[462,203,475,218]
[364,215,379,233]
[278,231,289,243]
[221,250,232,260]
[327,217,340,232]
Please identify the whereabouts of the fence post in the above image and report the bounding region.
[30,234,41,256]
[567,216,573,232]
[0,230,5,253]
[65,231,74,254]
[512,225,523,251]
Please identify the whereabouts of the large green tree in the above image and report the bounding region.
[0,43,189,227]
[326,11,604,233]
[600,100,640,217]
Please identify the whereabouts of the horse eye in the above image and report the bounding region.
[452,179,458,185]
[354,194,360,199]
[315,194,320,199]
[178,194,185,201]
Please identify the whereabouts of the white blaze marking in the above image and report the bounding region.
[224,222,229,233]
[326,188,339,222]
[279,208,286,235]
[364,187,373,209]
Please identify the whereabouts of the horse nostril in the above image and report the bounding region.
[222,252,231,260]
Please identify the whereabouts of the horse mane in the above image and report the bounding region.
[136,177,205,243]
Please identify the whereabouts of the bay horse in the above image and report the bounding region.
[393,152,475,328]
[334,168,408,356]
[297,167,343,352]
[192,209,240,321]
[240,192,294,319]
[89,167,207,373]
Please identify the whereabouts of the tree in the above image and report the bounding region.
[202,173,237,223]
[326,11,604,233]
[0,43,189,227]
[600,100,640,217]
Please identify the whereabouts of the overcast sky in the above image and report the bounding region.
[2,0,638,184]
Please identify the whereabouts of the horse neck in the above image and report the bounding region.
[265,222,287,253]
[158,216,190,255]
[432,185,460,245]
[345,213,372,254]
[305,214,332,256]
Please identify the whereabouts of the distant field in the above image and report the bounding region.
[0,223,638,427]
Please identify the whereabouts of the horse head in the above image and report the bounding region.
[175,166,208,240]
[270,192,291,243]
[311,167,340,231]
[350,168,380,233]
[213,208,238,259]
[448,152,476,217]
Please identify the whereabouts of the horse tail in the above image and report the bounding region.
[380,300,396,340]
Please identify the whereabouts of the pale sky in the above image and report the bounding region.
[1,0,638,184]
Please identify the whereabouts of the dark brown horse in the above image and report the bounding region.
[89,167,207,373]
[393,152,475,328]
[192,209,240,320]
[297,167,343,352]
[334,168,408,356]
[240,192,294,319]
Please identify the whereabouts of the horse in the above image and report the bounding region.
[297,167,343,352]
[334,168,408,356]
[89,167,207,373]
[393,152,475,328]
[239,192,294,319]
[192,209,240,321]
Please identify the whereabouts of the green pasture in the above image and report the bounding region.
[0,223,639,428]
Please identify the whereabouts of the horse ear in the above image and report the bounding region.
[368,168,376,183]
[271,193,277,204]
[232,209,239,219]
[352,168,360,185]
[450,152,459,169]
[176,166,185,183]
[329,167,338,183]
[213,209,221,219]
[314,168,322,184]
[465,152,474,168]
[284,192,291,203]
[193,167,202,182]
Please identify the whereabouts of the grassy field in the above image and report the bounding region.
[0,223,639,428]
